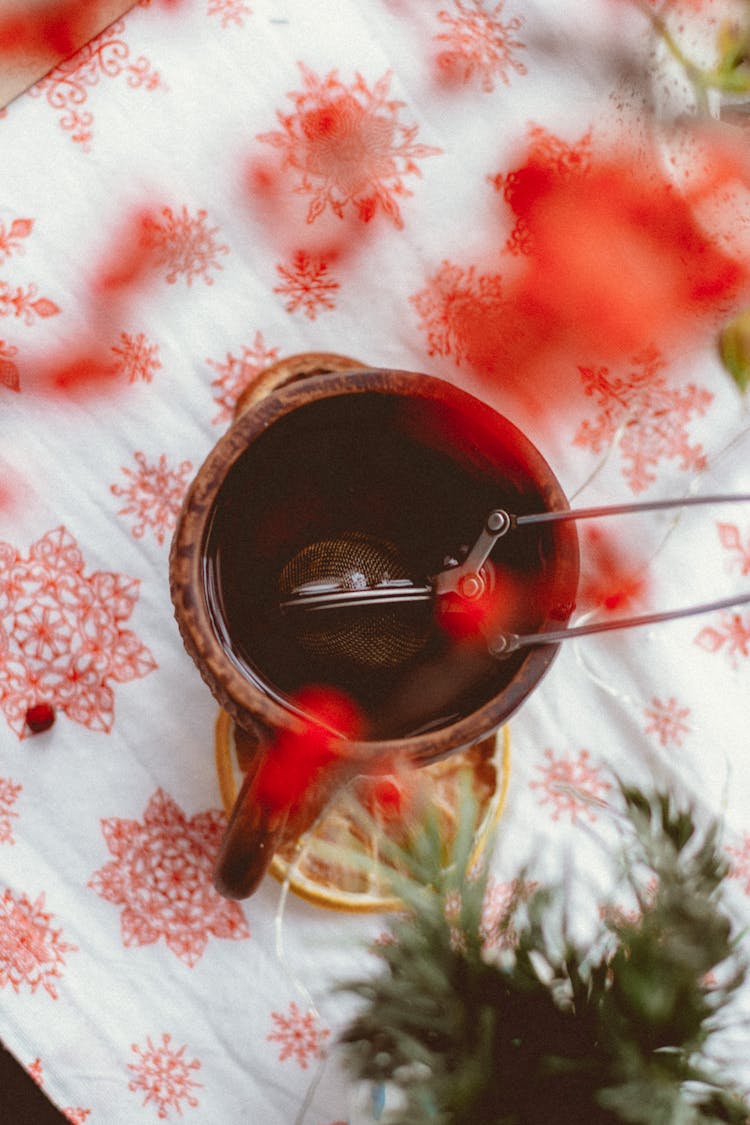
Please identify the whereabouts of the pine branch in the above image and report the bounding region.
[337,779,750,1125]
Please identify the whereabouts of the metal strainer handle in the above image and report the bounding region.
[279,580,433,612]
[490,590,750,656]
[485,491,750,657]
[279,492,750,616]
[434,492,750,597]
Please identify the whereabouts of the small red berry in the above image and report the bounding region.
[25,703,55,734]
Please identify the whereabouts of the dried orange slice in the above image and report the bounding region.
[214,710,511,912]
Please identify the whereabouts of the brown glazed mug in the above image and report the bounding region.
[169,354,579,899]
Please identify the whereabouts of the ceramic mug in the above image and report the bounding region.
[169,355,579,899]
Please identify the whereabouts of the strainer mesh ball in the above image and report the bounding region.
[278,532,430,670]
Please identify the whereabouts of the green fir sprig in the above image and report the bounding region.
[338,780,749,1124]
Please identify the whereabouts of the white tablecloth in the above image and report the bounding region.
[1,1,749,1121]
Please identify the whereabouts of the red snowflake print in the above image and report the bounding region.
[274,250,339,319]
[28,1057,44,1084]
[449,924,468,954]
[0,888,77,998]
[110,331,162,384]
[267,1001,331,1068]
[726,835,750,895]
[480,877,537,952]
[258,64,441,227]
[208,0,252,26]
[491,126,593,255]
[443,891,470,952]
[717,522,750,576]
[643,696,691,748]
[111,452,193,546]
[206,330,279,424]
[88,789,249,967]
[0,216,60,392]
[0,216,35,264]
[0,527,156,738]
[28,1058,91,1124]
[444,888,462,923]
[141,206,229,286]
[0,339,20,392]
[63,1110,91,1125]
[530,748,611,823]
[145,207,229,285]
[128,1034,201,1119]
[573,348,713,493]
[0,280,59,328]
[410,259,506,370]
[601,877,658,930]
[29,21,164,150]
[695,611,750,666]
[0,777,21,844]
[433,0,527,92]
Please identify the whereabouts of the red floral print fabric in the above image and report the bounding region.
[0,527,156,737]
[88,789,249,966]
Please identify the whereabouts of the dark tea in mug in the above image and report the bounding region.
[200,379,578,745]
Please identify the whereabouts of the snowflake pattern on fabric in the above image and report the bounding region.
[530,748,611,822]
[267,1001,331,1068]
[600,877,658,930]
[410,260,505,367]
[433,0,527,91]
[88,789,249,967]
[480,877,538,952]
[0,216,60,392]
[63,1108,91,1125]
[717,522,750,576]
[573,348,713,493]
[0,527,156,737]
[28,1058,91,1124]
[643,696,691,748]
[258,64,441,227]
[0,216,38,266]
[0,339,20,392]
[695,611,750,665]
[726,835,750,895]
[141,206,229,286]
[206,330,279,424]
[128,1034,201,1119]
[110,332,162,384]
[111,452,193,546]
[0,889,77,997]
[491,125,593,254]
[274,250,340,318]
[0,777,21,844]
[207,0,252,26]
[29,21,164,150]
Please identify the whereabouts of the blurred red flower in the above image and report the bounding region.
[414,126,750,428]
[0,0,94,57]
[502,136,748,360]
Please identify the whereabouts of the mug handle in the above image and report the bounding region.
[213,724,288,898]
[213,714,362,898]
[212,352,367,899]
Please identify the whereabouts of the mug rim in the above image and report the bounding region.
[169,367,579,765]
